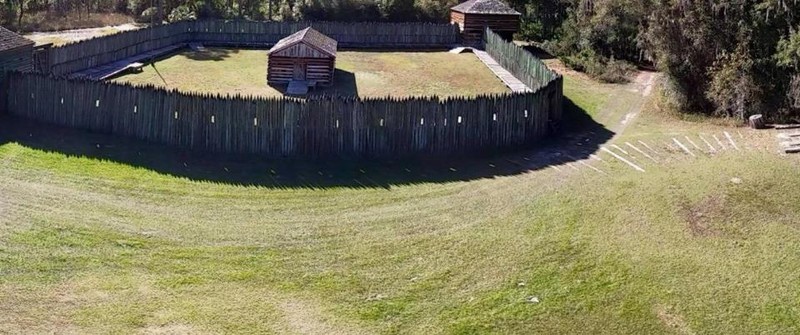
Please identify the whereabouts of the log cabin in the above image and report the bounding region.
[0,25,34,84]
[450,0,521,44]
[267,27,337,91]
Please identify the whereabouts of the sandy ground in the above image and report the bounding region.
[24,23,142,45]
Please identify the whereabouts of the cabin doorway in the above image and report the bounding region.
[293,62,306,80]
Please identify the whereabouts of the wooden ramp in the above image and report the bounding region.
[286,80,310,96]
[472,49,532,93]
[69,44,185,81]
[189,42,206,51]
[449,47,468,54]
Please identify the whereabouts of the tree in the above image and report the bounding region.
[11,0,27,28]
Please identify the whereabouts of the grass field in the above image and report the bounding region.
[2,67,800,334]
[110,48,511,98]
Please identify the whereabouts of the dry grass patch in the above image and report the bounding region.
[17,11,134,33]
[111,48,510,98]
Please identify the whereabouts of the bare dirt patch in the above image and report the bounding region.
[278,298,371,335]
[138,323,207,335]
[654,304,695,335]
[680,195,726,237]
[543,59,592,80]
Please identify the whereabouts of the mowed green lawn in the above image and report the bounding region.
[2,71,800,334]
[110,48,510,98]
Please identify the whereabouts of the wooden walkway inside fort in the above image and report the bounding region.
[68,44,185,81]
[472,49,532,93]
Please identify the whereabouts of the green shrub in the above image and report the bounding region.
[560,48,633,84]
[127,0,148,16]
[136,7,158,24]
[168,5,196,22]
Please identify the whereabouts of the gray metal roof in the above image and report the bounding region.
[268,27,337,57]
[0,25,34,52]
[451,0,521,15]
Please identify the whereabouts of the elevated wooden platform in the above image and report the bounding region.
[68,44,185,81]
[472,49,532,93]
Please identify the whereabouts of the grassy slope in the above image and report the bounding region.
[2,71,800,334]
[111,49,510,98]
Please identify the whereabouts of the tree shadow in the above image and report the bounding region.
[0,98,613,189]
[183,47,238,61]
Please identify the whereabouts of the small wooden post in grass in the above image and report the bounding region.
[749,114,765,129]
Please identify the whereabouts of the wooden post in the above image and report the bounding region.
[748,114,765,129]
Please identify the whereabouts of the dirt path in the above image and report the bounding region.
[598,70,658,135]
[24,23,141,46]
[605,70,659,136]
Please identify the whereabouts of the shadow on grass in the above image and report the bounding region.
[268,69,359,97]
[183,47,239,61]
[0,98,613,189]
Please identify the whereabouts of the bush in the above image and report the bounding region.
[560,48,633,83]
[127,0,149,16]
[136,7,159,24]
[168,5,196,22]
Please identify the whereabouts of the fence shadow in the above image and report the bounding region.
[0,98,613,189]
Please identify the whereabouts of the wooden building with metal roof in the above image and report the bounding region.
[450,0,521,43]
[0,25,34,82]
[267,27,337,95]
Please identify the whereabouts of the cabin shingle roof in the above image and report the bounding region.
[269,27,337,57]
[0,25,34,52]
[451,0,520,15]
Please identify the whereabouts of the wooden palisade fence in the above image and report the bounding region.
[43,20,461,77]
[484,28,559,91]
[6,71,561,158]
[8,23,562,158]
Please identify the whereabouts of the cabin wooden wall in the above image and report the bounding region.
[268,56,335,86]
[0,45,34,79]
[451,11,519,43]
[450,11,466,31]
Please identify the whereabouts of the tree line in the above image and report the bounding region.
[1,0,798,119]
